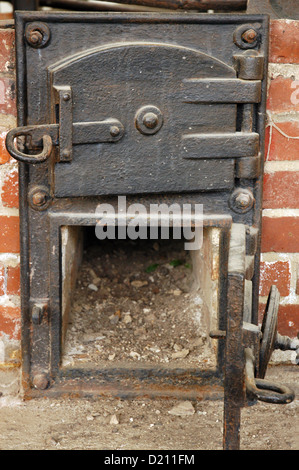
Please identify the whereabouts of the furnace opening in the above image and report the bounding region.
[61,226,219,369]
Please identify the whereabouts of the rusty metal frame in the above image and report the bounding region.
[10,11,275,450]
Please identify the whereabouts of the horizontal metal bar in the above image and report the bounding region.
[106,0,247,11]
[23,365,224,400]
[72,119,124,144]
[39,0,171,11]
[182,132,259,159]
[182,79,262,104]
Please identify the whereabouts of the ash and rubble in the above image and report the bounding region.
[62,236,216,369]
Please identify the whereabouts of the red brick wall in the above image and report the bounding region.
[260,20,299,338]
[0,17,298,361]
[0,17,20,346]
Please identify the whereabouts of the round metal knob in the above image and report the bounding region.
[135,105,163,135]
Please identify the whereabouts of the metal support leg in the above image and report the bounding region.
[223,224,246,450]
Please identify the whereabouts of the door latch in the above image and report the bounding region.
[6,117,124,165]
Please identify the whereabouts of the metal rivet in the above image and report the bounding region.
[110,126,120,137]
[61,149,71,159]
[63,93,71,102]
[32,373,49,390]
[143,112,159,129]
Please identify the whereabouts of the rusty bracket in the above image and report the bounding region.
[54,85,73,162]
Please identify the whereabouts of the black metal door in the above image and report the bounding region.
[51,43,244,197]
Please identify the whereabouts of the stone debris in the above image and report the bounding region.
[171,349,190,359]
[88,283,98,291]
[130,280,148,288]
[168,401,195,417]
[63,238,216,369]
[109,414,120,425]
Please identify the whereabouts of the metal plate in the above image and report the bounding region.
[51,42,237,196]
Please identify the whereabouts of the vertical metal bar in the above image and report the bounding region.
[49,218,62,375]
[54,86,73,162]
[217,226,231,374]
[242,103,254,133]
[14,14,32,390]
[223,272,245,450]
[251,17,270,325]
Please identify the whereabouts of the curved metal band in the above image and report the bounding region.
[245,348,295,405]
[5,127,53,164]
[246,377,295,405]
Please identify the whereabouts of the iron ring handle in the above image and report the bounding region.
[5,127,53,164]
[246,376,295,405]
[245,348,295,405]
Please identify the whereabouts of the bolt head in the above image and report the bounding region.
[29,30,43,46]
[32,191,46,206]
[235,192,251,208]
[242,29,258,44]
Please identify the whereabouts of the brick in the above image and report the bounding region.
[277,305,299,338]
[259,261,291,297]
[261,217,299,253]
[267,77,299,114]
[0,28,15,73]
[0,305,20,339]
[0,216,20,253]
[1,166,19,208]
[6,265,20,296]
[263,172,299,209]
[0,14,13,20]
[269,20,299,64]
[258,303,299,338]
[0,266,4,296]
[265,121,299,162]
[0,77,16,116]
[0,129,11,164]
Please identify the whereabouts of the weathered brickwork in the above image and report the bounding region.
[0,18,20,356]
[261,19,299,339]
